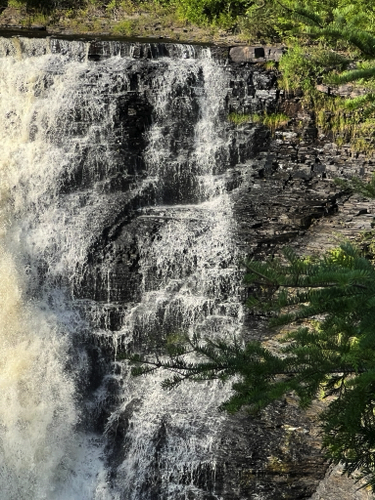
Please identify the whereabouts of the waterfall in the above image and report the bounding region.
[0,37,251,500]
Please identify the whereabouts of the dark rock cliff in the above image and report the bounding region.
[209,57,375,500]
[212,58,375,500]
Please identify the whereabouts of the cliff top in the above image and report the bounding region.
[0,4,248,46]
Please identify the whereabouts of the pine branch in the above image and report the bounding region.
[293,6,324,28]
[335,172,375,198]
[248,279,368,290]
[326,67,375,85]
[344,93,375,110]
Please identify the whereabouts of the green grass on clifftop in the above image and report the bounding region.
[4,0,375,153]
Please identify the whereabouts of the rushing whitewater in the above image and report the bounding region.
[0,37,249,499]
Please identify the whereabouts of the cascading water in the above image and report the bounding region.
[0,37,256,500]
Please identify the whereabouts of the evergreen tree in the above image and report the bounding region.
[128,237,375,487]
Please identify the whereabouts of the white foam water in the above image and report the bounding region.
[0,38,246,499]
[109,55,243,500]
[0,38,113,500]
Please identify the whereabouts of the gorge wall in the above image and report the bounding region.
[0,36,374,500]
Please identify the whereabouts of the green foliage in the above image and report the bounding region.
[7,0,375,46]
[6,0,86,10]
[112,18,137,34]
[262,111,290,132]
[227,112,253,125]
[238,0,294,42]
[278,45,311,93]
[157,0,252,27]
[278,44,349,94]
[236,0,375,43]
[275,2,375,152]
[343,93,375,112]
[311,92,375,153]
[273,6,375,154]
[227,111,289,131]
[305,20,375,57]
[335,171,375,198]
[357,230,375,264]
[327,67,375,85]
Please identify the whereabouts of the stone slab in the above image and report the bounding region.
[229,45,286,63]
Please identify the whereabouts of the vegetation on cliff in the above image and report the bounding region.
[273,4,375,153]
[2,0,375,39]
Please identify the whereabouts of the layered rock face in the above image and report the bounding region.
[1,36,373,500]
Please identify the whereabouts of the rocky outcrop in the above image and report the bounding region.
[200,117,375,497]
[220,73,375,500]
[310,465,375,500]
[229,45,286,63]
[316,82,369,97]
